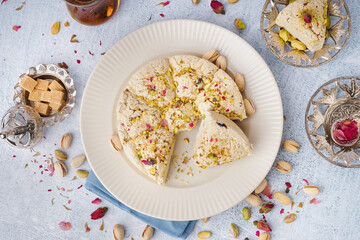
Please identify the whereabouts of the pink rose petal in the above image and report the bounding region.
[310,198,321,205]
[255,231,260,237]
[91,198,101,205]
[285,182,292,188]
[12,25,21,31]
[262,184,273,199]
[280,208,284,214]
[303,179,309,186]
[160,13,165,17]
[59,221,72,231]
[1,0,8,4]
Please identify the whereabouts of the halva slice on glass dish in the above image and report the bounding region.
[275,0,328,52]
[193,111,253,169]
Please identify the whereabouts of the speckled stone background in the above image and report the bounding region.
[0,0,359,239]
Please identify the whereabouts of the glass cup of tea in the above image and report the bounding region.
[64,0,120,26]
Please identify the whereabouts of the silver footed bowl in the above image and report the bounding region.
[305,77,360,168]
[261,0,351,67]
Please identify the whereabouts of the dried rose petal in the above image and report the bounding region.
[285,182,292,188]
[280,208,284,214]
[333,119,358,145]
[303,179,309,186]
[92,198,101,205]
[85,222,91,232]
[255,231,260,237]
[310,198,321,205]
[160,13,165,17]
[157,1,170,6]
[303,13,312,23]
[12,25,21,31]
[210,0,225,14]
[256,220,272,232]
[59,221,72,231]
[91,207,108,220]
[89,51,94,56]
[261,184,273,199]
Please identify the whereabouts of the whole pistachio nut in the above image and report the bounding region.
[70,154,86,168]
[234,18,246,30]
[76,170,89,178]
[283,213,297,223]
[245,193,262,207]
[234,73,245,92]
[255,179,268,194]
[242,207,251,221]
[192,0,200,5]
[274,192,292,205]
[54,161,67,177]
[228,0,238,3]
[215,55,227,71]
[256,220,272,232]
[55,150,67,161]
[303,186,320,196]
[290,39,307,51]
[326,14,331,29]
[279,29,290,42]
[258,232,271,240]
[142,225,154,240]
[198,231,211,239]
[283,139,300,153]
[260,202,275,213]
[61,133,72,149]
[275,160,292,174]
[201,217,210,223]
[230,223,239,238]
[244,99,256,116]
[202,49,220,62]
[113,224,125,240]
[111,134,123,151]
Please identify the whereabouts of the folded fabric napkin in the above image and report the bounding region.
[85,171,196,239]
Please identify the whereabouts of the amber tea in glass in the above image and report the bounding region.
[65,0,120,26]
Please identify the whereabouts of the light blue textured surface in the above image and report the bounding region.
[0,0,359,239]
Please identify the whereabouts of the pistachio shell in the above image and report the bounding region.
[55,150,67,161]
[111,134,123,151]
[258,232,271,240]
[234,73,245,92]
[61,133,72,149]
[192,0,200,5]
[230,223,239,238]
[255,179,268,194]
[76,170,89,178]
[198,231,211,239]
[283,139,300,153]
[244,99,256,116]
[245,193,262,207]
[70,154,86,168]
[215,55,227,71]
[274,192,292,205]
[113,224,125,240]
[202,49,219,62]
[275,160,292,174]
[142,225,154,240]
[303,186,320,196]
[54,161,67,177]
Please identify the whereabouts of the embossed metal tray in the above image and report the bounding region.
[13,64,76,127]
[305,77,360,168]
[261,0,351,67]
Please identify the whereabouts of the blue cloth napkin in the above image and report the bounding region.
[85,171,196,239]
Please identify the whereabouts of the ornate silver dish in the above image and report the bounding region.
[13,64,76,127]
[305,77,360,167]
[261,0,351,67]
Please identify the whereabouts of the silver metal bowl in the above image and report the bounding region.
[261,0,351,67]
[305,77,360,168]
[13,64,76,127]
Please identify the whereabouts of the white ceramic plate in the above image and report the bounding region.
[80,20,283,221]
